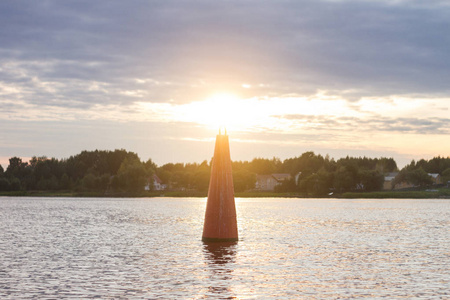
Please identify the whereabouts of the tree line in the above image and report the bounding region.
[0,149,449,195]
[0,150,153,194]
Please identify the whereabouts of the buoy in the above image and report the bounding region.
[202,131,238,242]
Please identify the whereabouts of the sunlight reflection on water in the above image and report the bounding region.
[0,197,449,299]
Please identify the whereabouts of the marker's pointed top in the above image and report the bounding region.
[218,126,227,136]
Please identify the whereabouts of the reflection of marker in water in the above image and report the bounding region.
[202,130,238,242]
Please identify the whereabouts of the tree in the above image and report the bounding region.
[193,169,211,192]
[442,168,450,185]
[144,158,157,173]
[29,156,47,169]
[394,167,433,188]
[314,169,334,195]
[334,166,357,192]
[285,152,326,179]
[81,173,97,191]
[232,169,256,192]
[59,173,72,190]
[156,169,171,186]
[248,158,280,175]
[79,173,110,191]
[375,158,398,173]
[0,178,10,191]
[407,168,433,187]
[6,157,29,180]
[359,170,384,191]
[8,177,21,191]
[116,157,148,192]
[171,170,191,189]
[298,169,333,196]
[98,174,111,190]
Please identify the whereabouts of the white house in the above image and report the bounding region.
[145,174,167,191]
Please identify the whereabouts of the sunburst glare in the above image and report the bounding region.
[136,93,359,133]
[173,93,267,132]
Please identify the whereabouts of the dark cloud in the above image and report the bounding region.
[1,0,450,110]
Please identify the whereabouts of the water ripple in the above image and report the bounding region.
[0,197,449,299]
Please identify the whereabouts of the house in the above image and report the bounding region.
[392,181,415,190]
[384,172,443,190]
[255,173,292,191]
[145,174,167,191]
[384,172,415,190]
[272,173,292,182]
[383,172,398,190]
[255,175,278,191]
[428,173,443,185]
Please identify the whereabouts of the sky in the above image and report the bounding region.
[1,0,450,168]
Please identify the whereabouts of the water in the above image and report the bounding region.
[0,197,449,299]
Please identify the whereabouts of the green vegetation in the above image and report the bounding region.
[0,150,154,196]
[342,188,450,199]
[392,157,450,187]
[0,149,449,198]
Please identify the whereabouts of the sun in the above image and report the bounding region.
[203,93,241,129]
[176,93,262,132]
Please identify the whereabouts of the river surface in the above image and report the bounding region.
[0,197,449,299]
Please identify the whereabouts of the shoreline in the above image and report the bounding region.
[1,188,449,199]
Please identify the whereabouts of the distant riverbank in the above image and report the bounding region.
[1,188,449,199]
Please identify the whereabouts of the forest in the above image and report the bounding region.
[1,149,449,196]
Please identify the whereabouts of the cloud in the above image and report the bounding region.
[278,114,450,135]
[1,0,450,112]
[1,0,450,166]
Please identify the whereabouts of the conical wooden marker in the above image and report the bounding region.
[202,131,238,242]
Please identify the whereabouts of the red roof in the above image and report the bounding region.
[152,174,163,184]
